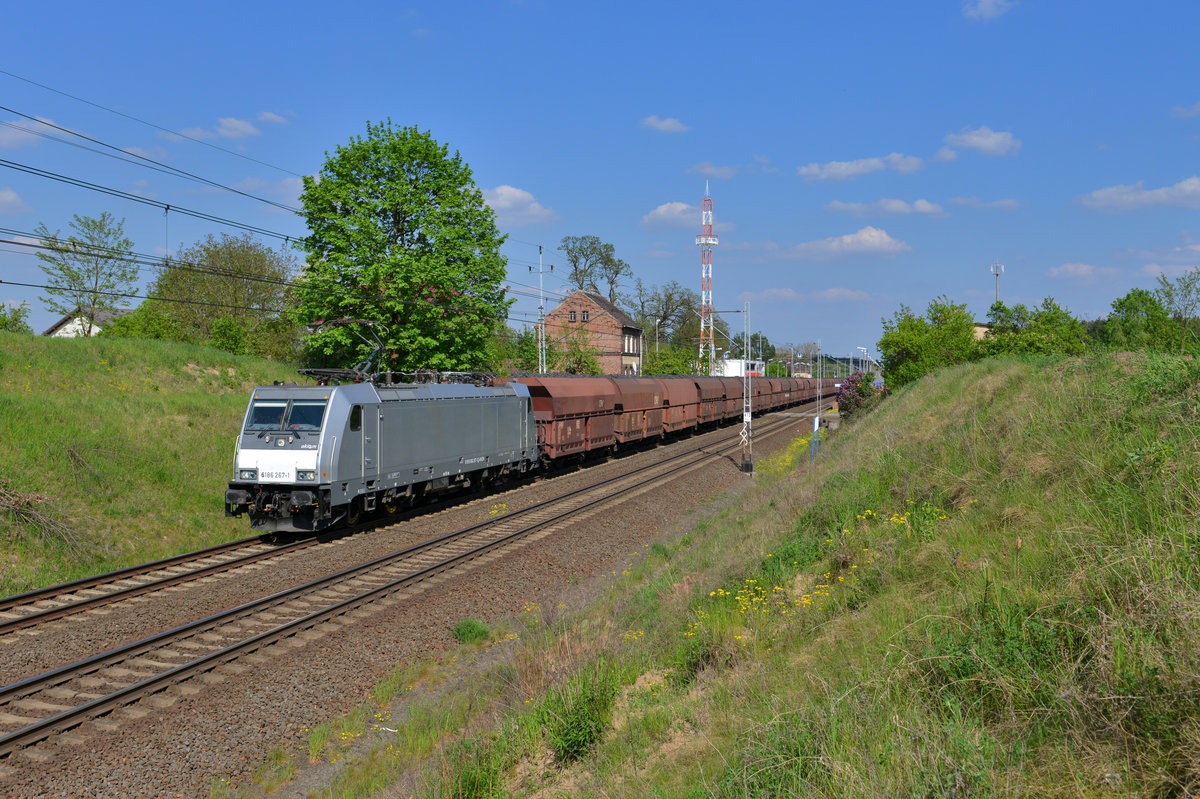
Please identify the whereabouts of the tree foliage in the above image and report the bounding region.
[558,236,614,294]
[877,296,979,388]
[114,233,300,358]
[0,302,33,334]
[1096,288,1176,352]
[981,298,1088,356]
[1154,268,1200,355]
[642,346,695,375]
[35,212,136,336]
[295,121,510,371]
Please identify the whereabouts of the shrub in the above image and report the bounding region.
[452,617,490,644]
[541,658,620,764]
[835,371,885,419]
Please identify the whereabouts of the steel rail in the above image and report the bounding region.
[0,411,816,756]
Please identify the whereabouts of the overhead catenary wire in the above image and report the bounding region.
[0,109,302,213]
[0,158,298,241]
[0,68,303,178]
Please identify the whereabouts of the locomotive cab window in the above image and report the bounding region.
[286,401,327,431]
[350,405,362,432]
[246,400,287,431]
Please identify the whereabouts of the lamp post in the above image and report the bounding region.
[857,347,868,374]
[654,318,660,354]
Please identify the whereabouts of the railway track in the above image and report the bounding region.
[0,537,316,636]
[0,408,821,760]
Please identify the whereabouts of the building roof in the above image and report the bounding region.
[551,289,641,331]
[41,306,133,336]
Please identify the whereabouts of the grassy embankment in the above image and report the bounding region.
[244,352,1200,798]
[0,332,297,594]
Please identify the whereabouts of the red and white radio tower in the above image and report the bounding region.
[696,180,718,372]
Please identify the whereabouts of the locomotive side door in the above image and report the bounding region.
[363,403,379,477]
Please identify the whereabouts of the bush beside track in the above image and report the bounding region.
[0,332,298,594]
[257,352,1200,798]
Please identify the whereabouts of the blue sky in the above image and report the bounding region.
[2,0,1198,360]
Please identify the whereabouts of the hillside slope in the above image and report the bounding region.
[268,352,1200,798]
[0,333,299,593]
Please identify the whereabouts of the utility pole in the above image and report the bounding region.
[739,301,753,473]
[990,259,1004,304]
[530,247,553,374]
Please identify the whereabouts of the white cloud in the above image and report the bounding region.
[950,196,1021,210]
[1080,177,1200,210]
[1046,262,1118,280]
[885,152,924,174]
[738,287,802,304]
[640,115,689,134]
[934,146,958,162]
[825,198,945,217]
[482,185,558,226]
[641,201,696,230]
[1140,263,1198,278]
[180,116,261,140]
[0,117,63,149]
[787,226,911,259]
[0,187,31,214]
[122,145,169,160]
[748,154,780,175]
[943,125,1020,156]
[798,152,923,181]
[1171,101,1200,118]
[964,0,1017,20]
[257,111,288,124]
[811,287,870,302]
[687,161,737,179]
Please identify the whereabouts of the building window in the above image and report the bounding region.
[582,311,589,322]
[568,311,576,322]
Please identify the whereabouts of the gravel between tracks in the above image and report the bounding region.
[1,411,819,798]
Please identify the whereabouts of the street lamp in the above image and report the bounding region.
[654,318,661,354]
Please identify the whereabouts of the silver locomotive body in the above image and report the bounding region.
[225,381,538,532]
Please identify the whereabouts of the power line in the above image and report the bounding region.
[0,107,302,213]
[0,68,303,178]
[0,158,297,241]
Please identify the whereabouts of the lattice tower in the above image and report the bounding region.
[696,181,718,372]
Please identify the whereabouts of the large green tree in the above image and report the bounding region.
[295,122,510,371]
[35,212,136,336]
[123,233,299,358]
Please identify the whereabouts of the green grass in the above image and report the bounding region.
[222,352,1200,797]
[0,332,298,593]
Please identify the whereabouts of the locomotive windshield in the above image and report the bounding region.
[245,399,327,432]
[246,400,287,431]
[285,401,326,431]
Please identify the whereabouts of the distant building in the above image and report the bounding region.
[713,357,765,377]
[972,322,991,340]
[41,307,132,338]
[544,289,643,374]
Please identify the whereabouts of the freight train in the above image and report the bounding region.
[225,373,835,533]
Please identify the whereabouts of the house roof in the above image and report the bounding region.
[41,306,133,336]
[551,289,641,331]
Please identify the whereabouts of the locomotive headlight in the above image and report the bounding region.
[238,469,257,481]
[297,470,316,481]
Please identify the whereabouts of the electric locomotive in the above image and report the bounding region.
[225,379,538,532]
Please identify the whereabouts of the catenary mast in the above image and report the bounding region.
[696,180,719,372]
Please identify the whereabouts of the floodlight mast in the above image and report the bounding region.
[990,259,1004,304]
[696,180,719,374]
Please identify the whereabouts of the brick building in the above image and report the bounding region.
[544,289,643,374]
